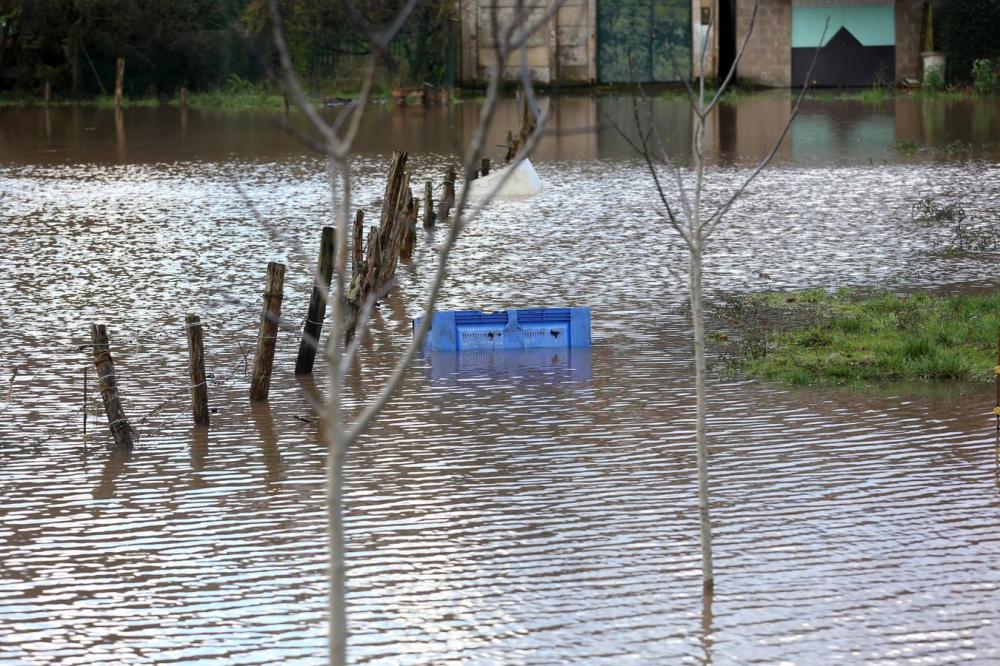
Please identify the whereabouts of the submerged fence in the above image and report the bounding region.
[3,157,475,451]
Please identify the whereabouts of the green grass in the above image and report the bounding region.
[723,289,1000,386]
[835,87,897,103]
[175,91,290,109]
[894,138,922,155]
[93,95,160,108]
[660,83,752,104]
[0,81,363,109]
[913,88,970,100]
[802,87,897,103]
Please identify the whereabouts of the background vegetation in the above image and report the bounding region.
[0,0,457,102]
[935,0,1000,85]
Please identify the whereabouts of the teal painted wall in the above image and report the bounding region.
[791,5,896,48]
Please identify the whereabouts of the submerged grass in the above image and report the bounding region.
[718,289,1000,386]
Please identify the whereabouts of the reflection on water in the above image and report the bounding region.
[2,92,998,165]
[425,348,592,383]
[0,95,999,664]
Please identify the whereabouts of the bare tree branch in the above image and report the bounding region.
[702,18,829,240]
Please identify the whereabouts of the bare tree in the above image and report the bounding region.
[611,2,828,593]
[265,1,564,663]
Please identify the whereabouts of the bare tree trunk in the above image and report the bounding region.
[326,421,347,666]
[114,57,124,109]
[689,245,714,593]
[264,2,568,664]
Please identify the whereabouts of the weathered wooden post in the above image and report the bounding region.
[83,366,88,435]
[438,165,456,221]
[179,84,188,109]
[351,210,364,273]
[295,227,335,375]
[423,180,436,229]
[185,314,210,426]
[362,226,380,302]
[380,152,408,230]
[90,324,134,451]
[379,172,410,290]
[250,262,285,402]
[114,57,125,109]
[401,195,418,261]
[44,79,51,107]
[481,157,490,177]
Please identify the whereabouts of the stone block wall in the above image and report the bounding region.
[894,0,922,82]
[459,0,597,85]
[736,0,792,87]
[556,0,594,82]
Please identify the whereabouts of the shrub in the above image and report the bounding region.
[972,58,998,94]
[923,67,945,93]
[937,0,1000,84]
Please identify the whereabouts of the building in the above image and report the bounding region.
[733,0,923,87]
[458,0,699,85]
[457,0,924,88]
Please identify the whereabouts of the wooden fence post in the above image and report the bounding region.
[250,262,285,402]
[423,180,436,229]
[351,210,364,273]
[185,314,210,426]
[90,324,134,451]
[295,227,335,375]
[401,195,418,260]
[114,57,125,109]
[438,165,456,221]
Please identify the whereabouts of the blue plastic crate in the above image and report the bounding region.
[414,307,591,352]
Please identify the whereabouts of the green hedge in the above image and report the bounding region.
[936,0,1000,83]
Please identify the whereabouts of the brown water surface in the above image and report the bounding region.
[1,94,999,664]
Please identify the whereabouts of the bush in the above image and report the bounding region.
[937,0,1000,84]
[923,67,945,93]
[972,58,998,94]
[911,196,999,254]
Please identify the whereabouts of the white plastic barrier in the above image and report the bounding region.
[466,158,543,200]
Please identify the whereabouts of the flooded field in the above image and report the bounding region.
[1,93,999,664]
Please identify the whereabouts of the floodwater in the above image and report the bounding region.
[1,93,999,664]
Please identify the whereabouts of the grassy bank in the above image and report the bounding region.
[716,289,1000,386]
[803,87,975,104]
[0,87,372,109]
[0,91,296,109]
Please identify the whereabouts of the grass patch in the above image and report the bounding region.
[715,289,1000,386]
[660,84,752,104]
[177,90,289,109]
[894,138,921,155]
[913,87,970,100]
[93,95,160,108]
[803,86,898,103]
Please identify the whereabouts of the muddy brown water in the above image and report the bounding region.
[1,93,999,664]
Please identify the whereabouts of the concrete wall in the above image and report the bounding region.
[736,0,792,87]
[894,0,922,82]
[459,0,597,85]
[693,0,719,79]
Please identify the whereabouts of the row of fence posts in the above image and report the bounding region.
[87,154,497,452]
